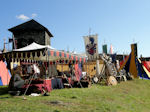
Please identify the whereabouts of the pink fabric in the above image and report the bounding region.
[79,58,82,62]
[0,61,11,85]
[75,56,78,61]
[71,55,73,60]
[67,78,72,84]
[74,64,82,81]
[110,44,114,54]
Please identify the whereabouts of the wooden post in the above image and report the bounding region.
[96,60,100,76]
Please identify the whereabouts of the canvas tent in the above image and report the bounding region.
[137,59,150,79]
[119,43,150,79]
[13,42,55,51]
[0,42,87,92]
[0,42,87,77]
[119,44,138,78]
[0,60,11,85]
[0,42,86,64]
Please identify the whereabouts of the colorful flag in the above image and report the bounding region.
[83,34,98,60]
[109,44,114,54]
[102,44,107,54]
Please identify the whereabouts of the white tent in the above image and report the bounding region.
[13,42,55,51]
[1,42,87,64]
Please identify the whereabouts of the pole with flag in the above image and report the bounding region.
[83,33,100,75]
[83,34,99,60]
[110,44,114,54]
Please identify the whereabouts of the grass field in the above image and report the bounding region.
[0,79,150,112]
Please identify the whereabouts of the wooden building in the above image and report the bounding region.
[8,19,53,49]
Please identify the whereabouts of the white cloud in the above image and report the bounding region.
[16,14,30,21]
[31,13,37,18]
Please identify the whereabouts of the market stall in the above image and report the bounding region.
[0,42,87,94]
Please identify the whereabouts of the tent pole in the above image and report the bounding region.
[46,48,48,79]
[96,59,100,76]
[61,62,63,72]
[48,49,50,78]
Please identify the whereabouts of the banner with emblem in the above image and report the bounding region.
[83,34,98,60]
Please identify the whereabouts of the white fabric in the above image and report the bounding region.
[13,42,55,51]
[33,64,40,74]
[82,72,86,77]
[29,93,40,96]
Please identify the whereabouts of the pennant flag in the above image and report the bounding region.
[48,50,50,56]
[109,44,114,54]
[50,50,53,56]
[102,44,107,54]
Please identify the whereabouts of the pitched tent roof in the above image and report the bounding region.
[13,42,55,52]
[8,19,53,37]
[0,42,87,64]
[119,44,138,78]
[119,43,150,80]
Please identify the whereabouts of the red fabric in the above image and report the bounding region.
[56,51,59,57]
[75,56,78,61]
[119,56,128,66]
[44,62,48,70]
[79,58,82,62]
[44,79,52,92]
[71,55,73,60]
[23,79,52,93]
[50,51,54,56]
[142,61,150,72]
[74,64,82,81]
[61,52,64,57]
[66,53,69,58]
[83,58,86,62]
[50,61,53,65]
[67,78,72,84]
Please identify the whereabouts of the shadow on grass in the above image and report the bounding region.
[0,86,9,95]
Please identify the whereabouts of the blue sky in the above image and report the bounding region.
[0,0,150,57]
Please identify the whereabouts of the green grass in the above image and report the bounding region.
[0,79,150,112]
